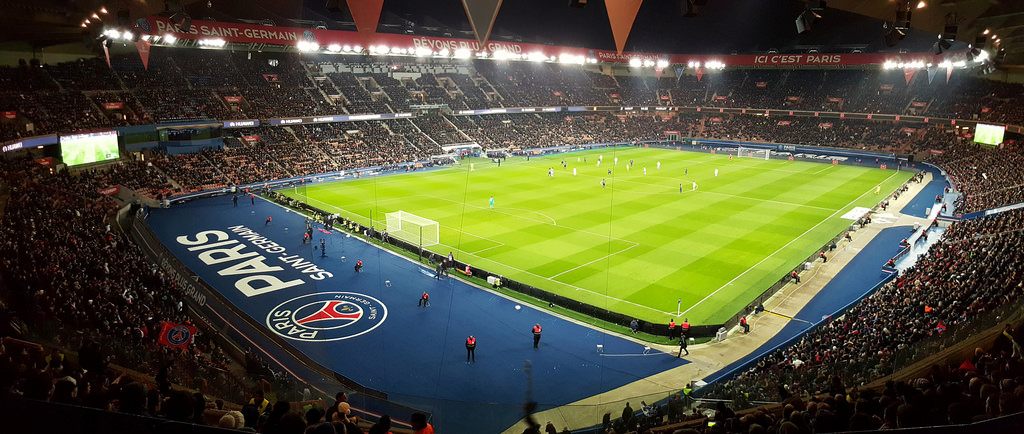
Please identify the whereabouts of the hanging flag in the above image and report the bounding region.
[102,39,111,69]
[695,66,705,82]
[946,65,953,83]
[157,321,197,350]
[926,65,937,84]
[462,0,504,46]
[346,0,385,37]
[903,68,917,85]
[135,39,152,71]
[674,66,685,80]
[654,67,664,79]
[605,0,644,54]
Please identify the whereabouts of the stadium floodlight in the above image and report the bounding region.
[121,31,134,40]
[198,38,226,48]
[296,40,320,52]
[705,60,725,70]
[916,1,926,8]
[92,13,100,19]
[415,46,432,56]
[493,49,513,60]
[587,57,598,64]
[642,59,655,67]
[527,51,547,62]
[477,51,489,58]
[163,33,178,44]
[656,59,670,68]
[81,22,87,28]
[438,48,451,57]
[629,58,643,67]
[100,7,108,14]
[454,48,472,59]
[342,45,352,52]
[326,43,342,52]
[352,45,362,53]
[973,49,989,63]
[386,211,440,248]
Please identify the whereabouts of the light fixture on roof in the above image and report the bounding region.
[916,1,926,9]
[163,33,178,44]
[628,58,642,68]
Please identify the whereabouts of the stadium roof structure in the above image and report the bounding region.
[2,0,1022,65]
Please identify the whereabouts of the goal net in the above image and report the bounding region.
[737,147,770,160]
[385,211,440,247]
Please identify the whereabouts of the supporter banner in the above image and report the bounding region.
[2,110,15,119]
[349,0,385,35]
[36,156,55,166]
[826,97,843,103]
[911,101,928,107]
[98,185,121,196]
[223,95,243,103]
[786,96,802,102]
[981,106,991,113]
[241,135,261,143]
[713,95,727,101]
[755,81,767,88]
[143,16,941,67]
[158,321,197,350]
[660,95,670,100]
[102,102,125,110]
[135,39,152,71]
[900,127,917,134]
[606,0,644,54]
[777,120,792,126]
[929,149,944,155]
[879,84,894,91]
[461,0,503,46]
[819,122,833,129]
[262,74,279,83]
[708,117,723,123]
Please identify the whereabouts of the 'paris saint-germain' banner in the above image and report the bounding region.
[142,16,942,67]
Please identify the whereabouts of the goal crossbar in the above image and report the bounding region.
[385,211,440,247]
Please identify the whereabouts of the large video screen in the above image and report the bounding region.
[60,131,120,166]
[973,123,1005,147]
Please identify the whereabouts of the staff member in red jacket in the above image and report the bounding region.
[418,291,429,307]
[465,335,476,363]
[532,323,543,349]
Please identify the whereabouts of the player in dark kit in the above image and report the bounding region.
[532,323,542,349]
[465,336,476,363]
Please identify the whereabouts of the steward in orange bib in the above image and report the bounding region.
[418,291,429,307]
[465,336,476,363]
[532,324,543,349]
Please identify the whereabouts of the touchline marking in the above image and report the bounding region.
[679,170,902,317]
[548,243,640,279]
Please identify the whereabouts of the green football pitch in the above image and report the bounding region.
[283,147,911,325]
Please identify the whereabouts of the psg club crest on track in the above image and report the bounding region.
[266,292,387,342]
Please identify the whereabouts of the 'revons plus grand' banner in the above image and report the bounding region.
[141,16,944,67]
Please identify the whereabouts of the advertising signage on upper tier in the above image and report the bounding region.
[143,16,941,68]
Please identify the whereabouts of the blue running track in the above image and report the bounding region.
[146,196,684,434]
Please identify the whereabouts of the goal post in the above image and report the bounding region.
[737,146,770,160]
[385,211,440,247]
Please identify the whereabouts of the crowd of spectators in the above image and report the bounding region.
[0,158,249,406]
[699,207,1024,409]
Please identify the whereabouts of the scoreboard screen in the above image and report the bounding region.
[973,123,1005,147]
[60,131,120,166]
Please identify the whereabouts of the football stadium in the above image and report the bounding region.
[1,1,1023,434]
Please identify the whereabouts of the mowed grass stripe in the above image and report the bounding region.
[284,148,912,323]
